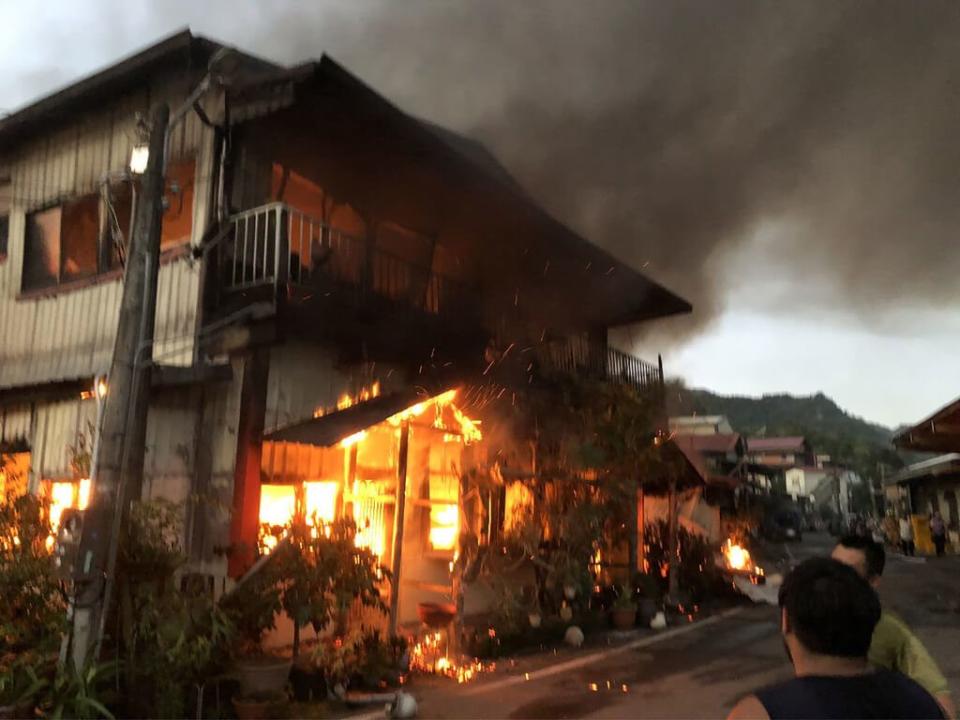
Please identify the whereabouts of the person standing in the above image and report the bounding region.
[900,515,915,556]
[832,535,954,718]
[727,557,944,719]
[930,511,947,557]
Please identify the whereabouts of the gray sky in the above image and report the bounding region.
[2,0,957,429]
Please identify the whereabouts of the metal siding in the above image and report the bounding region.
[265,342,352,433]
[144,386,198,505]
[0,69,211,390]
[33,397,96,480]
[1,404,32,445]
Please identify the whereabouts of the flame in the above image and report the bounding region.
[340,430,367,448]
[49,482,77,533]
[315,381,381,417]
[429,504,459,551]
[259,484,296,550]
[409,631,493,684]
[304,481,338,527]
[77,479,91,511]
[724,540,751,571]
[352,480,387,558]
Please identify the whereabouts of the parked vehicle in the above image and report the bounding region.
[762,508,804,542]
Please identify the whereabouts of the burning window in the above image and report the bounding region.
[23,207,62,290]
[45,478,91,549]
[61,195,100,282]
[259,484,296,550]
[351,479,388,559]
[304,480,338,527]
[504,482,534,533]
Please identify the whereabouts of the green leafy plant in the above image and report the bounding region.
[40,660,118,720]
[0,653,50,709]
[612,585,637,611]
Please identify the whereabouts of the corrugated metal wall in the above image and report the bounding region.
[31,397,98,482]
[0,71,212,389]
[265,342,352,433]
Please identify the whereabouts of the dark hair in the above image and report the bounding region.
[837,534,886,579]
[778,557,881,658]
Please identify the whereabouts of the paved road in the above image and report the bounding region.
[397,532,960,719]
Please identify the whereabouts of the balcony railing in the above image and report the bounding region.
[541,337,662,392]
[208,202,469,318]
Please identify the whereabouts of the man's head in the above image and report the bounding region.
[778,557,881,670]
[831,534,885,587]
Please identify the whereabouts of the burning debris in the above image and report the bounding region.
[408,631,494,684]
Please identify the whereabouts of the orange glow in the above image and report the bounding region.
[316,381,382,418]
[429,503,458,551]
[77,479,91,510]
[304,481,338,526]
[340,430,367,448]
[259,484,296,550]
[352,480,387,558]
[49,482,76,533]
[722,538,763,576]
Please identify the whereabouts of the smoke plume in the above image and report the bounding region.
[6,1,960,340]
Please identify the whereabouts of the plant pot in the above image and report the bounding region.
[236,656,292,697]
[232,692,286,720]
[611,607,636,630]
[289,664,326,702]
[0,703,34,720]
[638,598,658,626]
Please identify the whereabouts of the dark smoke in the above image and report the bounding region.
[8,1,960,341]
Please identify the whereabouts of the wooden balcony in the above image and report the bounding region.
[202,203,484,362]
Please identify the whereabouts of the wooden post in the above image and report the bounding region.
[638,482,646,573]
[388,421,410,636]
[627,475,639,579]
[667,474,679,604]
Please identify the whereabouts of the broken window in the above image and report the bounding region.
[23,206,62,290]
[60,195,100,281]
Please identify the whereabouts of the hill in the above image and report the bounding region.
[665,384,904,480]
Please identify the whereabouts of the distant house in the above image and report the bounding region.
[892,396,960,548]
[669,415,734,436]
[784,466,829,500]
[746,437,815,468]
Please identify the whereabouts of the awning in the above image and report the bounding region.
[264,386,453,448]
[893,397,960,453]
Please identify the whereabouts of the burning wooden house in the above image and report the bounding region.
[0,31,691,634]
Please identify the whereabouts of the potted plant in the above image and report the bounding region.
[634,572,662,626]
[220,561,291,707]
[611,585,637,630]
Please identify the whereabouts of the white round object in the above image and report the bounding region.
[564,625,585,647]
[650,611,667,630]
[563,584,577,600]
[389,691,418,719]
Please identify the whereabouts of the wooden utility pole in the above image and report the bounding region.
[70,104,169,670]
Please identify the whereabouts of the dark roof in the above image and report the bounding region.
[232,54,691,327]
[747,436,807,453]
[0,29,276,150]
[893,396,960,454]
[671,435,742,489]
[1,31,692,328]
[683,433,743,454]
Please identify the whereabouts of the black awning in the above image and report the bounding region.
[263,387,453,448]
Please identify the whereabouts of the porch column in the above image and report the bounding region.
[388,421,410,635]
[228,349,270,578]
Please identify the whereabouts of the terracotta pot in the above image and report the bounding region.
[612,607,636,630]
[236,656,292,696]
[232,693,287,720]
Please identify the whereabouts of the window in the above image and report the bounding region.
[23,206,62,290]
[61,195,100,281]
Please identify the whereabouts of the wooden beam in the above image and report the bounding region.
[388,421,410,635]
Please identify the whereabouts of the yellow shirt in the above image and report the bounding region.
[869,610,949,696]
